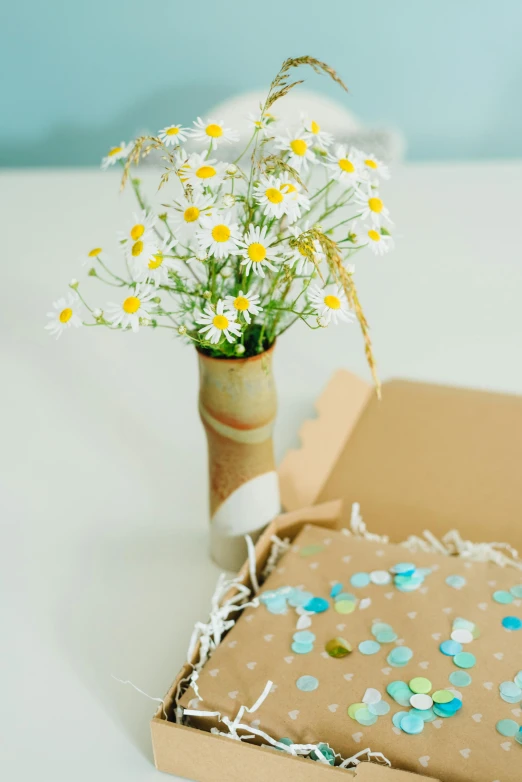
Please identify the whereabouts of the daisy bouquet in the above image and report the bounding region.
[47,57,395,391]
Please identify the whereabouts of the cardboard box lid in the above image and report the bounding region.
[279,371,522,551]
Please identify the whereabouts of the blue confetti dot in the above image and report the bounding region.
[330,583,343,598]
[293,630,316,644]
[350,572,371,588]
[445,574,466,589]
[291,641,314,654]
[296,675,319,692]
[449,671,472,687]
[358,640,381,655]
[368,700,390,716]
[502,616,522,631]
[376,629,398,644]
[388,646,413,665]
[400,714,424,734]
[392,710,409,729]
[303,596,330,614]
[440,640,463,656]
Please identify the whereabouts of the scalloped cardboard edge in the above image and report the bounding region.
[150,500,439,782]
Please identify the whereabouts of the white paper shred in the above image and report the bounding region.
[262,534,291,578]
[183,680,391,769]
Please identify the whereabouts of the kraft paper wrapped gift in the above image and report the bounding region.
[179,523,522,782]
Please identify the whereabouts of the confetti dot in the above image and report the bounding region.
[453,652,476,669]
[350,572,371,588]
[410,707,436,722]
[293,631,316,645]
[376,629,398,643]
[388,647,413,666]
[446,575,466,589]
[370,570,391,585]
[330,583,343,598]
[451,629,473,644]
[440,640,462,656]
[515,671,522,688]
[500,681,522,700]
[391,562,416,576]
[449,671,472,687]
[334,592,357,603]
[392,710,409,729]
[362,687,382,705]
[452,618,475,632]
[409,677,432,694]
[291,641,314,654]
[354,706,378,726]
[325,637,352,658]
[300,544,324,557]
[502,616,522,631]
[432,690,454,704]
[288,589,314,608]
[335,600,356,615]
[347,702,366,719]
[359,640,381,655]
[296,675,319,692]
[369,700,390,716]
[510,585,522,598]
[493,590,514,605]
[400,714,424,734]
[372,622,394,635]
[410,693,434,710]
[303,597,329,614]
[496,719,520,737]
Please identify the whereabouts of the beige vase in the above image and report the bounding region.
[197,345,281,571]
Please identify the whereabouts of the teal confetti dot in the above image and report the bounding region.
[275,737,293,749]
[511,584,522,598]
[445,574,466,589]
[502,616,522,631]
[409,707,436,722]
[291,641,314,654]
[449,671,472,687]
[372,622,394,636]
[304,597,329,613]
[453,652,476,669]
[500,681,522,699]
[496,719,520,737]
[354,706,378,726]
[392,710,409,729]
[296,675,319,692]
[350,572,371,588]
[391,562,416,576]
[515,671,522,688]
[493,590,514,605]
[516,728,522,745]
[288,589,314,607]
[400,714,424,734]
[293,631,316,644]
[388,647,413,666]
[359,640,381,655]
[440,640,462,656]
[376,629,398,644]
[368,700,390,716]
[330,583,343,598]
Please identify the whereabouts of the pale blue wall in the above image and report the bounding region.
[2,0,522,166]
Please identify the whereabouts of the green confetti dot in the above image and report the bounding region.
[496,719,520,737]
[453,652,476,669]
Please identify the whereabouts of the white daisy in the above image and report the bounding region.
[224,289,262,324]
[361,225,395,256]
[101,141,132,170]
[279,178,311,223]
[196,211,240,259]
[327,145,362,186]
[253,175,287,219]
[132,238,178,285]
[353,188,393,226]
[237,225,280,278]
[196,299,242,344]
[119,210,157,260]
[158,124,190,147]
[170,193,214,244]
[275,130,315,171]
[308,284,354,325]
[181,153,227,191]
[45,293,82,339]
[105,284,155,333]
[285,222,322,275]
[359,152,390,182]
[190,117,239,150]
[247,113,273,136]
[301,116,334,149]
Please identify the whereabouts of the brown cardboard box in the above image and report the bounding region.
[279,371,522,551]
[151,371,522,781]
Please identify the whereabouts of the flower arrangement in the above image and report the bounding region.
[46,57,395,391]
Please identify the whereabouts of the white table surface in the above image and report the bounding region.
[2,162,522,781]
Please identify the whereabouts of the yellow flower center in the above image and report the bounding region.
[206,124,223,138]
[123,296,140,314]
[248,243,266,262]
[234,296,249,311]
[88,247,102,257]
[280,183,297,194]
[166,127,180,136]
[339,158,355,173]
[368,197,383,213]
[108,146,122,157]
[298,246,309,257]
[324,294,341,310]
[365,158,378,169]
[130,223,145,240]
[131,240,144,257]
[212,224,231,243]
[311,120,320,134]
[196,165,216,180]
[290,139,307,156]
[59,308,73,323]
[212,314,229,330]
[148,253,163,269]
[184,206,200,223]
[368,229,381,242]
[254,120,263,128]
[265,187,283,204]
